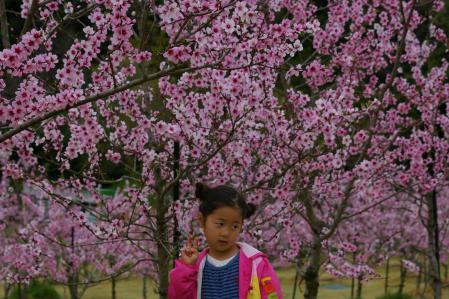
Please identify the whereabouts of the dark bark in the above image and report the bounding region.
[351,277,355,299]
[303,241,321,299]
[0,0,10,48]
[424,260,429,294]
[427,191,442,299]
[20,0,38,36]
[68,274,79,299]
[398,259,407,294]
[3,283,11,299]
[416,265,422,294]
[384,257,390,294]
[172,141,181,266]
[444,263,448,282]
[351,252,356,299]
[292,267,299,299]
[156,192,170,299]
[18,283,24,299]
[112,276,116,299]
[143,275,148,299]
[356,277,362,299]
[69,227,79,299]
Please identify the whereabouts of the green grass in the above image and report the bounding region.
[53,277,150,299]
[2,259,448,299]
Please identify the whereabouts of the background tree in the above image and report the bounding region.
[1,1,449,299]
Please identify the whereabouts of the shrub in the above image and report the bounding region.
[9,280,60,299]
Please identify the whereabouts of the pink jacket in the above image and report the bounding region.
[168,242,283,299]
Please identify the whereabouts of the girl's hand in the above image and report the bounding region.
[179,234,199,265]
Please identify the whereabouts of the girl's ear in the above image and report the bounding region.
[198,212,205,229]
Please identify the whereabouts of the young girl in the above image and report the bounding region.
[169,183,283,299]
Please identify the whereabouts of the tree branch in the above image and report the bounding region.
[20,0,39,37]
[0,64,215,143]
[0,0,10,48]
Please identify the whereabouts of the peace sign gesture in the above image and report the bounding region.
[180,234,199,265]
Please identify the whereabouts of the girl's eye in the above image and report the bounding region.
[232,224,239,230]
[216,222,224,227]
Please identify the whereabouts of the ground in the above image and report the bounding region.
[2,259,448,298]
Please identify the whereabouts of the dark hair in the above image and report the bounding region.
[195,182,256,219]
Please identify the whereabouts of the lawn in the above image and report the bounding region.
[2,259,447,299]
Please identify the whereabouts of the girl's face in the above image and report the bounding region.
[199,206,243,260]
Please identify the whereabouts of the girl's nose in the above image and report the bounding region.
[220,227,230,237]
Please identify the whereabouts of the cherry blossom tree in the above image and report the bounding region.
[1,1,449,299]
[170,1,449,299]
[0,1,301,298]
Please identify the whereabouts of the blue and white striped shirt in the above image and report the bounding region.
[201,253,239,299]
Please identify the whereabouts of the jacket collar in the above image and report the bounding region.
[196,242,264,299]
[236,242,264,260]
[196,241,264,265]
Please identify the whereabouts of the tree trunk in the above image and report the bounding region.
[292,267,299,299]
[416,265,422,294]
[0,0,10,48]
[398,259,407,294]
[143,275,148,299]
[20,0,38,36]
[112,276,117,299]
[351,277,355,299]
[356,277,362,299]
[351,252,356,299]
[18,283,24,299]
[303,241,321,299]
[172,141,181,265]
[156,194,170,299]
[384,257,390,294]
[443,263,448,282]
[424,260,429,296]
[69,274,79,299]
[3,283,11,299]
[427,191,442,299]
[69,226,79,299]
